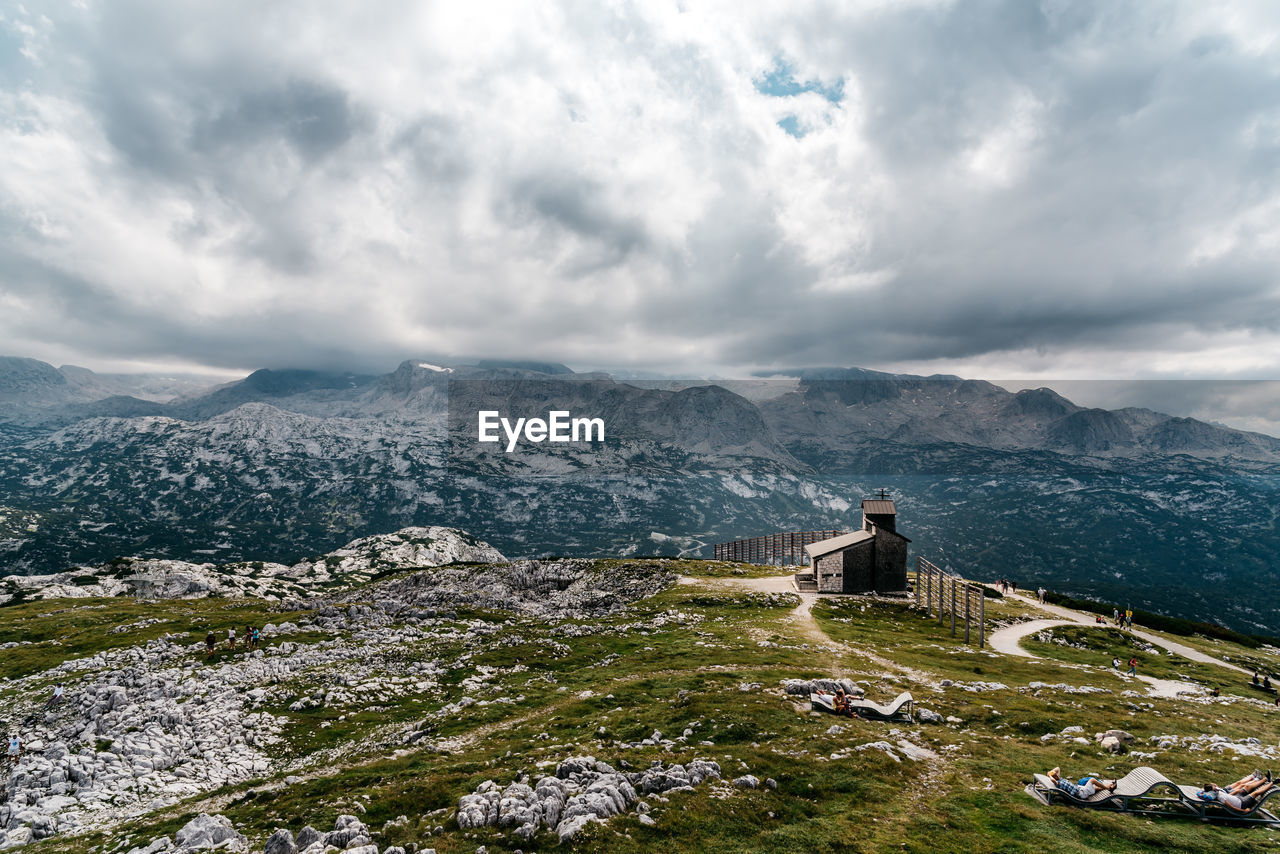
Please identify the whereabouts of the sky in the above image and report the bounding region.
[4,0,1280,390]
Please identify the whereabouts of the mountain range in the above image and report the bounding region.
[1,355,1277,633]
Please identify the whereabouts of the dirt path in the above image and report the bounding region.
[680,575,939,686]
[987,590,1248,698]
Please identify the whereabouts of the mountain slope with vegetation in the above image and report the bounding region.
[3,356,1280,634]
[1,534,1277,853]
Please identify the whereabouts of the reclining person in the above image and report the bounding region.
[1197,772,1274,810]
[1046,767,1116,799]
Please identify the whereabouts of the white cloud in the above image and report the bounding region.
[1,0,1280,382]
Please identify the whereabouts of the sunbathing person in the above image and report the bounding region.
[833,688,851,716]
[1197,775,1274,811]
[1046,767,1116,799]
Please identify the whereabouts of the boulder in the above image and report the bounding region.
[173,814,246,850]
[262,829,296,854]
[294,827,322,849]
[124,837,173,854]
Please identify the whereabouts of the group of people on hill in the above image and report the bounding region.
[204,624,263,657]
[1196,770,1276,810]
[6,683,68,774]
[1047,766,1276,812]
[1110,607,1135,629]
[997,579,1051,605]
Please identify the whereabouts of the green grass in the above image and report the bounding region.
[0,597,316,681]
[1021,625,1247,691]
[10,569,1280,854]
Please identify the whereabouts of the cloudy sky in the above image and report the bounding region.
[4,0,1280,388]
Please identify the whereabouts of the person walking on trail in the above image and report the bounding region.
[251,627,261,650]
[205,631,216,657]
[1127,657,1138,676]
[227,627,236,651]
[1112,657,1121,669]
[1113,607,1120,625]
[1037,587,1046,604]
[44,683,64,709]
[6,733,20,769]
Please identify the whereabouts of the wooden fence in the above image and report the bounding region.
[915,556,985,647]
[713,530,848,567]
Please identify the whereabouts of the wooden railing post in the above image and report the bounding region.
[950,578,956,637]
[965,585,971,644]
[979,592,985,648]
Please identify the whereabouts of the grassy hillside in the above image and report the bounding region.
[4,562,1280,853]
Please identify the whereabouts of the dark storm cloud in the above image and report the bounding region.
[3,1,1280,382]
[193,81,363,161]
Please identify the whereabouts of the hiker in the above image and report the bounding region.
[1037,587,1046,604]
[1266,675,1273,691]
[251,626,261,650]
[1254,672,1262,687]
[1112,657,1121,669]
[1210,686,1220,697]
[205,631,216,657]
[227,627,236,650]
[6,733,20,768]
[1011,581,1017,593]
[1197,776,1275,811]
[245,625,253,650]
[44,683,64,709]
[1113,608,1120,624]
[1046,767,1116,799]
[1126,657,1137,676]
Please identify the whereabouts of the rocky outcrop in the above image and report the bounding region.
[346,558,675,619]
[121,814,416,854]
[457,755,721,843]
[0,527,505,606]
